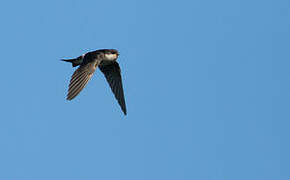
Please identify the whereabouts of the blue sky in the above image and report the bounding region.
[0,0,289,179]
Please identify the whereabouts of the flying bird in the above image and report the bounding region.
[62,49,127,115]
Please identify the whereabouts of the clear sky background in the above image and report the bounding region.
[0,0,289,179]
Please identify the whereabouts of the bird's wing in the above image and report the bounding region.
[67,61,100,100]
[99,62,127,115]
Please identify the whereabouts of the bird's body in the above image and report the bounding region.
[62,49,127,115]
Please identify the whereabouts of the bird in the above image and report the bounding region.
[62,49,127,115]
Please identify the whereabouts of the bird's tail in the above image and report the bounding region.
[61,56,83,67]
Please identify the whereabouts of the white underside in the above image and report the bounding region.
[105,54,117,61]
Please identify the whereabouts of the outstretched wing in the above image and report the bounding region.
[67,61,100,100]
[99,62,127,115]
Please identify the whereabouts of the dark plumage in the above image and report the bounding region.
[62,49,127,115]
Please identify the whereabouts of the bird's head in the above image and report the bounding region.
[103,49,119,61]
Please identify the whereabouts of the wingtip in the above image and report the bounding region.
[123,109,127,116]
